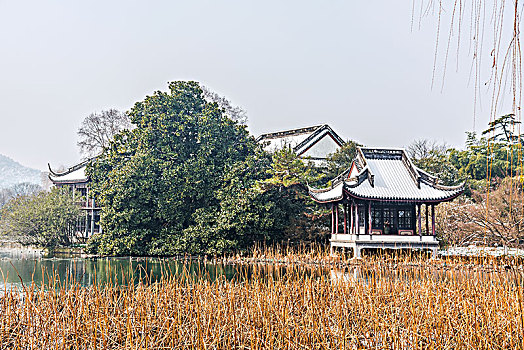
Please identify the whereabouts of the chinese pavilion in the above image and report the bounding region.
[257,124,345,165]
[48,158,100,239]
[308,147,464,257]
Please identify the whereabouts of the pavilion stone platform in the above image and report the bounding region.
[330,234,440,258]
[309,147,464,258]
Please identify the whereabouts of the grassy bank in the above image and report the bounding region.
[1,254,523,349]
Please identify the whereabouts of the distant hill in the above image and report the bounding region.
[0,154,42,189]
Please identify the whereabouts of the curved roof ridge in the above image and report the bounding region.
[331,166,352,186]
[294,124,345,155]
[415,167,437,181]
[400,149,422,188]
[308,182,338,194]
[355,147,368,168]
[426,180,466,191]
[344,168,371,188]
[48,155,99,177]
[256,125,324,141]
[308,181,344,203]
[328,156,371,187]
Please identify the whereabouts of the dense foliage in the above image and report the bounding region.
[86,82,317,256]
[183,150,310,254]
[449,132,521,189]
[0,188,81,248]
[259,147,328,244]
[324,141,360,181]
[409,131,523,194]
[410,116,524,247]
[78,83,524,254]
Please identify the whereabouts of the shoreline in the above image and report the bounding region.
[1,242,524,270]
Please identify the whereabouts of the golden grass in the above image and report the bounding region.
[0,252,523,349]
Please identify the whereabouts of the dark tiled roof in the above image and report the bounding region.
[309,147,464,203]
[48,156,98,184]
[257,124,345,157]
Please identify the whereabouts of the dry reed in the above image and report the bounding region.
[0,251,522,349]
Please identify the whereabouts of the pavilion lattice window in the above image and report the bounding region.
[383,208,395,227]
[398,209,413,229]
[371,207,382,228]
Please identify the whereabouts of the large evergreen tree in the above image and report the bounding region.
[86,82,262,255]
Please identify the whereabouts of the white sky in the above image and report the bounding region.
[0,1,508,170]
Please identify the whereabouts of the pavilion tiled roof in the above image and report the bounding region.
[257,124,345,158]
[309,147,464,203]
[47,157,97,184]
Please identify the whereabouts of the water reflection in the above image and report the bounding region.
[0,248,323,290]
[329,262,523,289]
[2,247,519,291]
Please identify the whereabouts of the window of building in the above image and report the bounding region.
[398,209,413,229]
[371,207,382,228]
[77,216,86,235]
[383,208,395,234]
[383,208,394,226]
[369,206,414,233]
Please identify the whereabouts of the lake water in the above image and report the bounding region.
[0,246,519,291]
[0,247,270,290]
[0,247,327,290]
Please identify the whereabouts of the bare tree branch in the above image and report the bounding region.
[200,85,248,125]
[77,109,133,158]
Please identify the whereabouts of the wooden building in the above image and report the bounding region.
[308,148,464,257]
[48,158,100,239]
[257,124,345,165]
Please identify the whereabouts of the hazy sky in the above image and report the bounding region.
[0,1,499,171]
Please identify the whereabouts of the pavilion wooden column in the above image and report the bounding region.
[343,204,347,233]
[331,204,334,234]
[368,202,372,235]
[355,204,359,236]
[349,203,353,234]
[425,204,429,235]
[85,187,90,238]
[431,204,436,236]
[335,203,339,234]
[417,204,422,237]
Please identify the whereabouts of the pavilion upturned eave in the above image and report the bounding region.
[343,186,465,204]
[308,181,465,204]
[48,176,89,185]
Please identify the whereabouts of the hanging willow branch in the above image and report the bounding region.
[417,0,523,235]
[416,0,522,125]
